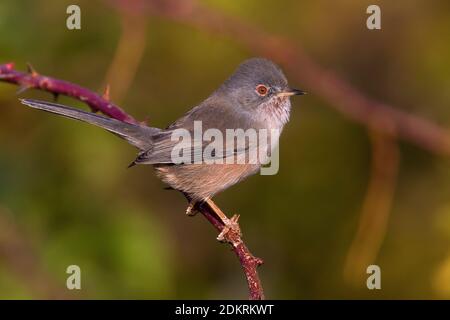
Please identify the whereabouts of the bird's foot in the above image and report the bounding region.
[217,214,242,242]
[185,201,198,216]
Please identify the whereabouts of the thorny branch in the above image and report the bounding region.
[3,0,450,299]
[0,62,265,300]
[0,63,138,124]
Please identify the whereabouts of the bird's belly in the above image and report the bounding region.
[154,163,259,201]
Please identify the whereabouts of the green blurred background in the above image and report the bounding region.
[1,0,450,299]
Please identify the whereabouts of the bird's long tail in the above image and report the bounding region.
[20,99,160,150]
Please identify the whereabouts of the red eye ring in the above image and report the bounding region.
[256,84,268,96]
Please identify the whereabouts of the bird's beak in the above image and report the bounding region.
[277,88,307,97]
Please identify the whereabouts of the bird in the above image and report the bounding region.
[21,58,305,239]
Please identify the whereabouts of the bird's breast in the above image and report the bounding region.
[257,96,291,129]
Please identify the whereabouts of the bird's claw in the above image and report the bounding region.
[217,214,242,242]
[185,201,198,216]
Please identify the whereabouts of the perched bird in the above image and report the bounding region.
[21,58,305,236]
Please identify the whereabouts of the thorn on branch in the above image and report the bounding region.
[255,257,264,266]
[102,84,110,101]
[26,63,38,77]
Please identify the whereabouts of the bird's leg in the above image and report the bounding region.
[204,198,242,242]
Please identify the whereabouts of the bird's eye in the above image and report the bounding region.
[255,84,268,96]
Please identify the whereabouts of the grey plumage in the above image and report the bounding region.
[21,58,304,202]
[21,99,160,150]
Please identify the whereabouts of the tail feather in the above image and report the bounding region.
[21,99,160,150]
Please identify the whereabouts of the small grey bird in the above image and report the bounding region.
[21,58,304,231]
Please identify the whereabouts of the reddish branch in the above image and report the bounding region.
[0,62,264,300]
[0,63,138,124]
[198,201,264,300]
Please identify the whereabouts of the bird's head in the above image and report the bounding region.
[218,57,305,126]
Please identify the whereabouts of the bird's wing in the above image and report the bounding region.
[132,130,252,165]
[132,101,259,165]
